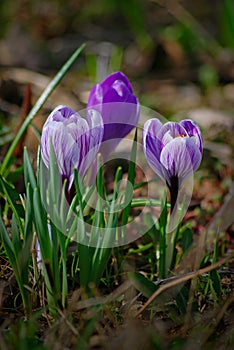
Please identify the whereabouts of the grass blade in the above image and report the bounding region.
[24,148,37,189]
[0,175,24,234]
[0,44,85,175]
[128,272,158,298]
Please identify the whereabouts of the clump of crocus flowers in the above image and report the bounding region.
[40,71,202,217]
[38,70,203,284]
[41,72,140,199]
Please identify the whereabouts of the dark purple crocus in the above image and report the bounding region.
[87,72,140,159]
[143,118,202,211]
[41,105,103,197]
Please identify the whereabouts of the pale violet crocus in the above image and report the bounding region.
[87,72,140,159]
[41,105,103,201]
[37,105,103,269]
[143,118,203,211]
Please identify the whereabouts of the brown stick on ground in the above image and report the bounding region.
[134,252,234,318]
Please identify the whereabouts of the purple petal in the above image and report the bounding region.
[143,118,166,181]
[87,109,104,150]
[41,105,104,187]
[160,137,202,186]
[180,119,203,153]
[87,72,134,107]
[87,72,139,159]
[158,122,188,146]
[46,105,76,123]
[41,122,79,181]
[143,119,163,159]
[103,82,136,104]
[100,72,133,95]
[100,102,139,142]
[79,109,104,178]
[87,83,103,107]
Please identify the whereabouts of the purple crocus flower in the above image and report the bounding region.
[143,118,202,211]
[41,105,103,195]
[87,72,140,159]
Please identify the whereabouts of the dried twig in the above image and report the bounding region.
[134,253,234,318]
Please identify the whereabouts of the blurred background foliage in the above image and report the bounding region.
[1,0,234,139]
[1,0,234,155]
[1,0,234,76]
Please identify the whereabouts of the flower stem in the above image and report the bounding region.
[165,228,176,276]
[164,176,179,276]
[168,176,179,213]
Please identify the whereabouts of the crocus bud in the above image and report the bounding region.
[143,118,203,211]
[87,72,140,159]
[41,105,103,189]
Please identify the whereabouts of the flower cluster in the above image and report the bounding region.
[40,71,203,207]
[41,72,139,188]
